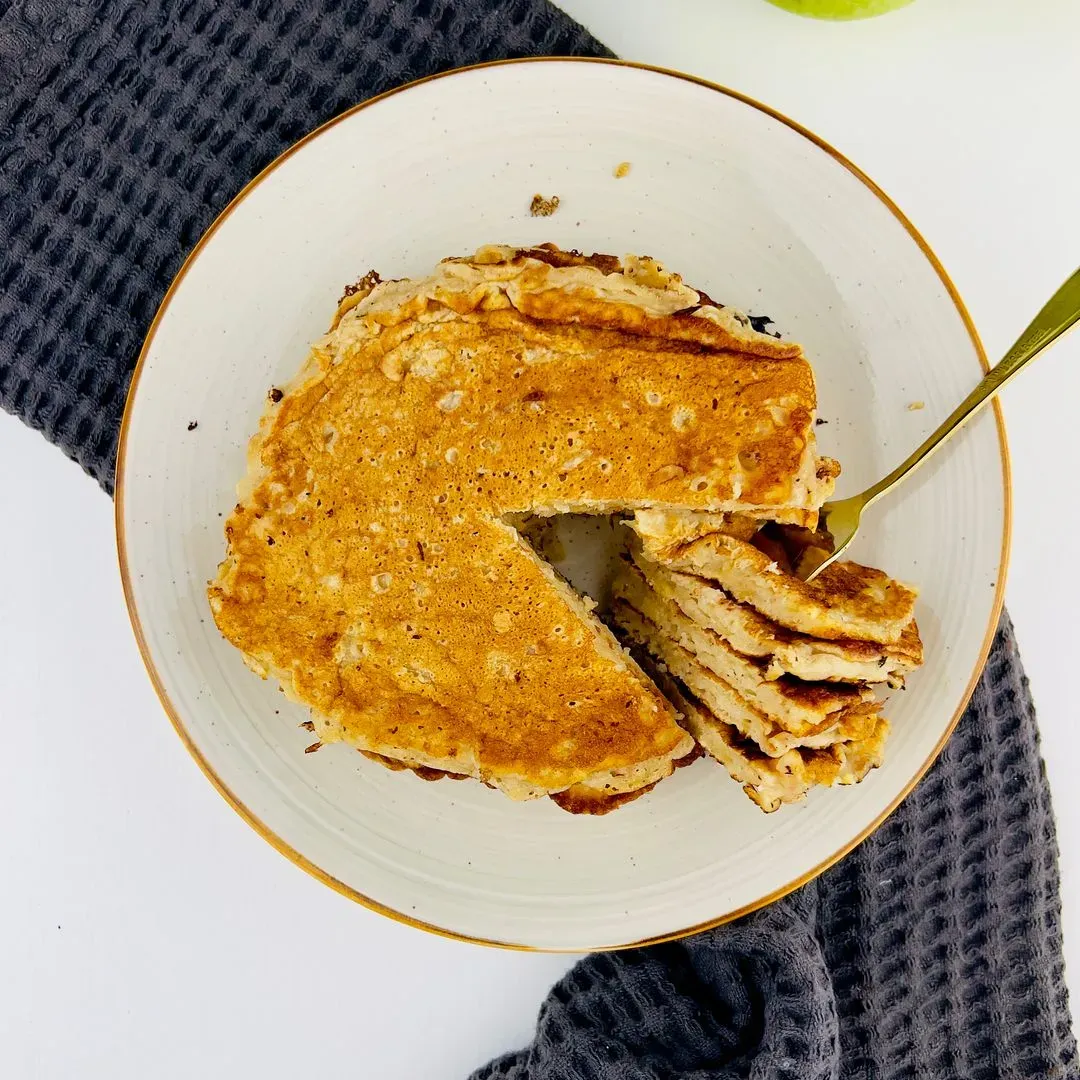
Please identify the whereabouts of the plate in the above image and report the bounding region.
[116,59,1008,951]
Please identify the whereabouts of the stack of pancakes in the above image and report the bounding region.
[211,243,922,813]
[609,509,922,811]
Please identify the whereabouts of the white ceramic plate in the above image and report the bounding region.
[117,59,1008,951]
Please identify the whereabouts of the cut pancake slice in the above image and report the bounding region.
[631,510,917,645]
[631,550,922,685]
[611,561,874,733]
[609,601,880,758]
[642,660,889,812]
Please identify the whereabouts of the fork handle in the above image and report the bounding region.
[859,265,1080,509]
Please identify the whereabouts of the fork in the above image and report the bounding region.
[805,266,1080,581]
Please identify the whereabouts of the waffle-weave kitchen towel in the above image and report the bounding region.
[0,0,610,490]
[473,615,1078,1080]
[0,3,1075,1077]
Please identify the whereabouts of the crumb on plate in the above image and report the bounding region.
[907,400,925,411]
[529,193,560,217]
[614,161,631,178]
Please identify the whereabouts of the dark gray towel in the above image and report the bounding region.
[474,616,1078,1079]
[0,0,610,490]
[0,3,1074,1077]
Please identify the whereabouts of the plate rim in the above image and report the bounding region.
[114,56,1012,953]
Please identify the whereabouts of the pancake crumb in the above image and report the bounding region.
[907,400,925,411]
[614,161,631,178]
[341,269,382,303]
[529,193,560,217]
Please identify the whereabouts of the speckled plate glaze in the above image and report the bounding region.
[116,59,1008,951]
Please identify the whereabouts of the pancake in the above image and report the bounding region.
[358,745,693,815]
[550,741,702,815]
[631,550,922,685]
[644,661,889,812]
[609,602,880,758]
[209,244,834,808]
[622,503,837,544]
[611,560,874,732]
[631,511,917,645]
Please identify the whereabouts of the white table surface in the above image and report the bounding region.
[2,2,1078,1076]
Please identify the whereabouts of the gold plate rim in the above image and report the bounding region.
[114,56,1011,953]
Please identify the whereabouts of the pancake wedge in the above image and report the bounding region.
[609,602,880,757]
[631,550,922,685]
[631,511,917,645]
[209,245,835,809]
[644,661,889,812]
[612,560,874,731]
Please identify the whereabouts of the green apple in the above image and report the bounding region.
[765,0,914,18]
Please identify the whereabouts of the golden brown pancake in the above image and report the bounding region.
[629,550,922,685]
[208,245,835,808]
[644,661,888,812]
[631,510,917,645]
[608,602,879,757]
[549,741,702,815]
[611,560,874,731]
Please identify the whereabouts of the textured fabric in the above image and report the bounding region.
[0,4,1074,1077]
[476,617,1079,1080]
[0,0,610,491]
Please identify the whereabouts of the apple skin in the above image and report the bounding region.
[765,0,914,18]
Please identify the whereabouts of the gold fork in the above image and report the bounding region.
[805,266,1080,581]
